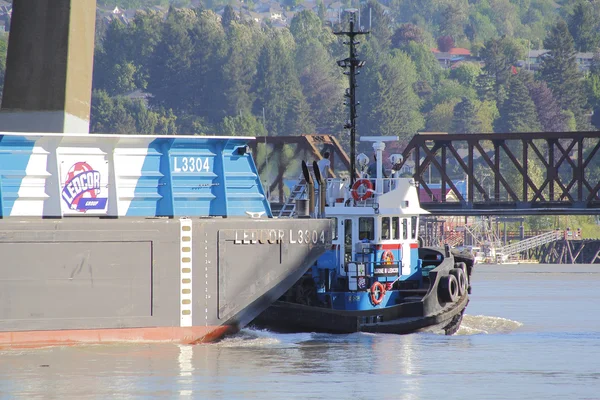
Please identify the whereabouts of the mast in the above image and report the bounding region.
[334,9,369,187]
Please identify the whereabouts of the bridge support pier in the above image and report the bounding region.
[0,0,97,133]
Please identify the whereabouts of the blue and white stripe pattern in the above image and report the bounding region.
[0,132,272,218]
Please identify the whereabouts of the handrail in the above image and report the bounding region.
[496,230,563,257]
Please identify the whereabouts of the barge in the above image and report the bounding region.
[0,132,332,347]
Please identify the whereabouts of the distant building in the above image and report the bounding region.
[518,50,595,72]
[419,181,467,202]
[431,47,473,69]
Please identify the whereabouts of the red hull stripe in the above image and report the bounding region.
[376,243,419,250]
[0,326,237,349]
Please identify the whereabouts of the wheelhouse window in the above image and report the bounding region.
[331,217,338,240]
[381,217,390,240]
[392,217,399,240]
[402,219,408,240]
[411,216,418,239]
[359,217,374,241]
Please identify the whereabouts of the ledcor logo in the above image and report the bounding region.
[61,161,107,212]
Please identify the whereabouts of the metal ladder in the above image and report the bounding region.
[277,165,314,218]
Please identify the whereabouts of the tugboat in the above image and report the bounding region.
[252,10,474,336]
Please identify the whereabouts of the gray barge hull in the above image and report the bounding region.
[0,217,331,347]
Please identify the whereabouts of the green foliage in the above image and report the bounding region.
[451,97,482,133]
[432,79,476,105]
[294,39,345,133]
[253,29,313,136]
[90,90,177,134]
[402,42,443,86]
[438,3,467,42]
[97,0,171,9]
[359,50,424,139]
[87,0,600,141]
[567,1,599,52]
[480,36,525,99]
[425,100,459,133]
[0,33,7,100]
[220,111,267,136]
[495,74,540,133]
[449,62,482,87]
[539,19,588,129]
[585,70,600,110]
[524,215,554,231]
[476,100,499,133]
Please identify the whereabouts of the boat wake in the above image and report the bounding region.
[216,328,314,348]
[456,315,523,335]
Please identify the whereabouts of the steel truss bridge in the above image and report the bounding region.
[397,131,600,215]
[254,131,600,215]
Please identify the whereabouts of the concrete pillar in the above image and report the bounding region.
[0,0,97,133]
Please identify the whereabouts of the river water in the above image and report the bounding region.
[1,264,599,400]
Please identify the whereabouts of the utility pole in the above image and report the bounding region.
[334,9,368,187]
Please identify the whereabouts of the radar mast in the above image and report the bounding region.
[334,9,369,187]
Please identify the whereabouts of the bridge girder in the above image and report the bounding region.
[399,131,600,215]
[260,132,600,215]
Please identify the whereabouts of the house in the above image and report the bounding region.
[518,50,595,72]
[431,47,473,69]
[419,181,466,202]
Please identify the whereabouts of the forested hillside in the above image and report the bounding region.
[88,0,600,143]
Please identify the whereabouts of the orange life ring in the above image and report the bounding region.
[381,250,394,265]
[370,281,385,305]
[351,179,373,201]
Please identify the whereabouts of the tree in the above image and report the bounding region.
[425,100,459,133]
[147,8,197,113]
[290,10,336,49]
[567,1,599,52]
[316,0,326,22]
[494,74,540,133]
[93,18,137,95]
[451,97,481,133]
[438,3,466,42]
[221,21,263,117]
[220,111,267,136]
[221,5,237,29]
[391,24,425,49]
[90,90,177,135]
[480,36,524,100]
[591,107,600,129]
[128,11,164,91]
[432,79,476,106]
[295,39,345,133]
[360,1,394,49]
[253,29,313,136]
[539,19,587,129]
[437,35,454,52]
[401,42,443,86]
[585,52,600,111]
[476,100,499,133]
[527,80,570,132]
[359,50,424,139]
[0,33,7,102]
[449,62,482,88]
[474,73,495,102]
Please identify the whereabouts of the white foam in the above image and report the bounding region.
[457,314,524,335]
[216,328,316,348]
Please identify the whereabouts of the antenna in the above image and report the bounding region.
[334,9,369,187]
